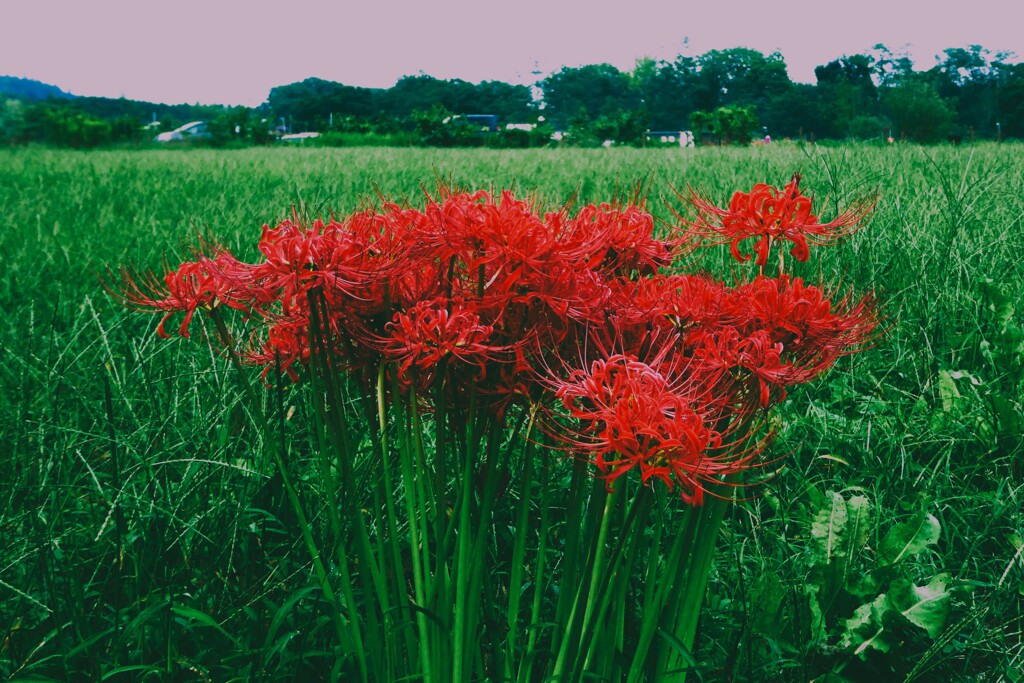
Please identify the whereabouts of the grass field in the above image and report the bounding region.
[0,143,1022,681]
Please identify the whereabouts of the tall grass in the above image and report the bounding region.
[0,143,1021,681]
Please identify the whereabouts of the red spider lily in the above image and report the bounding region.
[116,256,248,338]
[558,203,677,276]
[728,275,880,382]
[689,328,800,408]
[242,315,312,382]
[117,181,880,504]
[608,274,728,335]
[379,298,504,383]
[554,354,754,504]
[684,176,875,267]
[251,215,397,316]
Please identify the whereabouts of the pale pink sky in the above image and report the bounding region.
[2,0,1021,106]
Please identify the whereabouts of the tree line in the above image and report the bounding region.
[1,43,1022,148]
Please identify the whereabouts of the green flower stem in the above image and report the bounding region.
[208,309,359,679]
[451,383,481,682]
[309,290,389,672]
[465,419,508,676]
[392,372,434,683]
[577,488,653,676]
[625,499,698,683]
[552,482,619,676]
[308,296,373,677]
[655,489,732,682]
[549,461,596,668]
[376,364,419,671]
[517,455,552,683]
[504,407,539,674]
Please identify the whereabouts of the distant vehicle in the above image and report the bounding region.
[154,121,209,142]
[442,114,499,132]
[279,132,321,142]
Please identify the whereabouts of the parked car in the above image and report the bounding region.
[154,121,209,142]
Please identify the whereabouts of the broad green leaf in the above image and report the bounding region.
[265,586,318,648]
[845,495,871,557]
[888,573,951,638]
[878,510,940,566]
[654,628,699,670]
[805,585,827,645]
[811,491,848,566]
[936,370,960,413]
[839,592,892,656]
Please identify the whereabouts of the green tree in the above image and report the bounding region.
[592,108,650,145]
[0,99,26,144]
[697,48,792,110]
[20,103,112,147]
[268,77,381,131]
[760,83,825,139]
[868,44,915,86]
[997,63,1024,138]
[690,105,758,145]
[930,45,1014,136]
[881,78,954,142]
[410,104,487,147]
[814,54,879,137]
[633,55,700,130]
[381,75,532,125]
[539,64,641,128]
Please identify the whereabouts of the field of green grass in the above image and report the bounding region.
[0,143,1022,681]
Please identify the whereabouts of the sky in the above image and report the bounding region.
[2,0,1021,107]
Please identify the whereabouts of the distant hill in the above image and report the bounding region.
[0,76,75,100]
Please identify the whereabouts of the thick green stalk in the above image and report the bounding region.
[308,298,371,679]
[548,460,594,667]
[462,420,505,679]
[504,408,538,675]
[552,483,618,677]
[655,491,732,681]
[625,499,699,683]
[208,309,355,675]
[451,383,481,682]
[518,454,552,683]
[376,365,419,673]
[394,373,434,683]
[576,489,653,677]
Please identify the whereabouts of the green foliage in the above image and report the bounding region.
[7,42,1024,148]
[0,98,26,143]
[691,105,759,144]
[410,105,485,147]
[540,63,642,129]
[847,115,891,141]
[268,76,382,131]
[882,79,955,142]
[749,491,952,678]
[20,103,114,147]
[696,48,792,111]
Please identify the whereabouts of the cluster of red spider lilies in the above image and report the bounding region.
[119,176,878,505]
